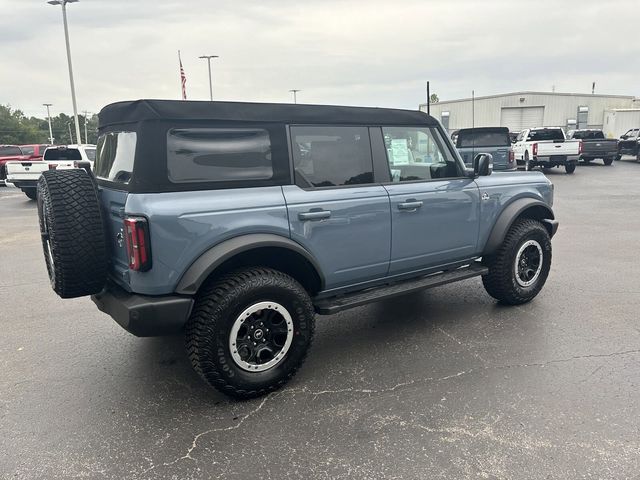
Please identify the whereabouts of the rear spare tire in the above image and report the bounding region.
[37,169,108,298]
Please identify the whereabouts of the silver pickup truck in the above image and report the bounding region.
[513,127,580,174]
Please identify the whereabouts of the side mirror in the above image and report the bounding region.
[473,153,493,177]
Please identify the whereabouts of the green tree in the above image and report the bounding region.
[429,93,439,104]
[0,105,44,144]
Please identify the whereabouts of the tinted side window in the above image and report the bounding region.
[167,128,272,183]
[290,126,373,188]
[382,126,461,182]
[95,132,137,183]
[21,146,35,155]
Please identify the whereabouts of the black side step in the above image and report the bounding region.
[313,264,488,315]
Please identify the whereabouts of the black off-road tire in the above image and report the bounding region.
[565,162,576,174]
[37,169,107,298]
[186,267,316,399]
[482,219,552,305]
[23,188,37,200]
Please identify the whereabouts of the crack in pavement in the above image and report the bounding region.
[142,347,640,473]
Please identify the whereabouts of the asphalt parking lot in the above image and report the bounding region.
[1,159,640,480]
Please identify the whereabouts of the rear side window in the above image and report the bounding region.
[84,148,96,161]
[570,130,604,139]
[95,132,137,184]
[167,128,273,183]
[290,126,373,188]
[44,148,82,161]
[457,131,510,148]
[527,129,564,141]
[21,146,35,155]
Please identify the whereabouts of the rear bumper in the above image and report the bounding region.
[8,179,38,189]
[91,283,194,337]
[532,154,579,165]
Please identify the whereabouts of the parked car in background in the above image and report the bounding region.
[6,145,94,200]
[566,129,617,165]
[43,144,96,164]
[37,99,558,399]
[19,144,51,160]
[0,145,28,185]
[617,128,640,161]
[455,127,516,170]
[512,127,580,174]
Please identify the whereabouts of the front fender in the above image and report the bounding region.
[482,198,556,256]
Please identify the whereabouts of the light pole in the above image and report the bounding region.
[67,122,73,144]
[198,55,219,101]
[47,0,82,148]
[289,89,301,104]
[43,103,54,144]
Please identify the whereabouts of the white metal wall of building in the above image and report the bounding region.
[602,109,640,138]
[421,92,636,132]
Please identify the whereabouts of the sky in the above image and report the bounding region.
[1,0,639,119]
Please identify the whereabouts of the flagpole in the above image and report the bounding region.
[178,50,187,100]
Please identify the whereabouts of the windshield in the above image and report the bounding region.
[527,129,564,141]
[0,146,23,156]
[43,148,82,161]
[570,130,604,139]
[457,130,510,148]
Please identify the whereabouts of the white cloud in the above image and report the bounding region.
[1,0,638,118]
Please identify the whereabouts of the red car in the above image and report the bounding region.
[0,145,29,184]
[19,144,51,160]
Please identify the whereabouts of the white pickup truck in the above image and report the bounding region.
[6,145,95,200]
[512,127,581,174]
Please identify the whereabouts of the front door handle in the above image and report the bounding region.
[298,209,331,221]
[398,200,423,211]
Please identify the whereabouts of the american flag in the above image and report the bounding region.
[179,51,187,100]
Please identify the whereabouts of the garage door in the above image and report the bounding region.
[500,107,544,132]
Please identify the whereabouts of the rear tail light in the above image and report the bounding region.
[48,163,57,170]
[509,149,515,162]
[124,217,152,271]
[532,143,538,156]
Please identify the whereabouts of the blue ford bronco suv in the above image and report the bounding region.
[37,100,558,399]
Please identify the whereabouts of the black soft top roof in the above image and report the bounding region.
[98,99,437,129]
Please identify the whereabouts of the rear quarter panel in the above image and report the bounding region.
[474,171,553,253]
[124,186,290,295]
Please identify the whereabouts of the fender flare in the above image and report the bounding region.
[482,198,556,256]
[175,233,324,295]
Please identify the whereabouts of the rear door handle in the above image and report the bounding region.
[398,200,423,211]
[298,210,331,221]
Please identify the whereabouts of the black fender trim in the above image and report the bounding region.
[483,198,556,256]
[175,234,325,295]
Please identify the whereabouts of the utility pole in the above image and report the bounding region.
[82,110,89,144]
[198,55,219,101]
[289,89,301,104]
[48,0,82,148]
[43,103,54,144]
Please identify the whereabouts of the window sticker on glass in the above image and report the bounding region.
[390,138,410,165]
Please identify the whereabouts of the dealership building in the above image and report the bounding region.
[420,91,640,138]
